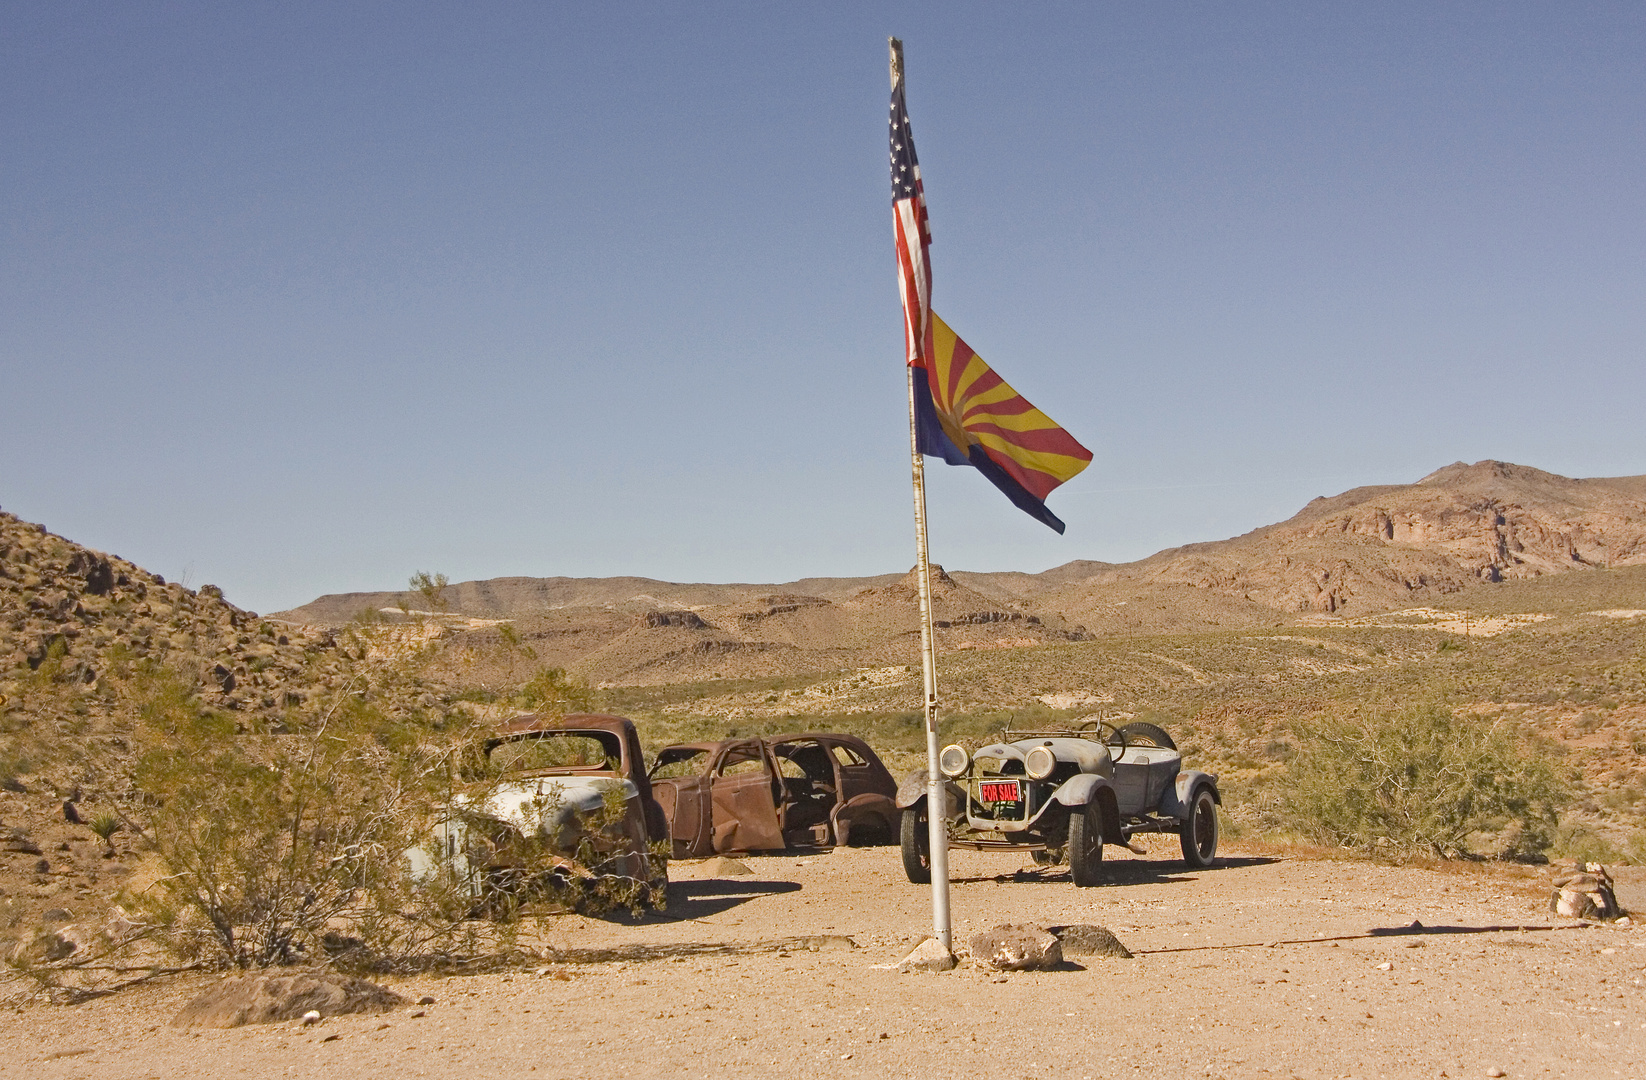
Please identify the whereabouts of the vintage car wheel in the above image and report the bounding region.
[900,808,932,884]
[1067,801,1105,887]
[1179,786,1219,867]
[1108,721,1176,751]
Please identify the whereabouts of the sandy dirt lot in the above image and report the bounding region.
[5,842,1643,1080]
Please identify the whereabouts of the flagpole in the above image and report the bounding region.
[891,35,952,956]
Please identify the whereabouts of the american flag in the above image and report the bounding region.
[890,73,931,367]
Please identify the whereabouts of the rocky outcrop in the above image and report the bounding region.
[1116,461,1646,614]
[639,610,710,630]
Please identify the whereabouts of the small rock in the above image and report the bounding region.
[40,908,72,924]
[1049,924,1132,959]
[1615,916,1632,926]
[102,905,140,942]
[897,937,958,972]
[1486,1069,1506,1078]
[967,925,1062,971]
[410,1011,426,1019]
[704,857,753,877]
[44,925,87,961]
[417,995,435,1005]
[62,801,82,825]
[322,1033,340,1043]
[1377,962,1393,971]
[301,1011,321,1026]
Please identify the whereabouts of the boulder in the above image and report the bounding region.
[1049,923,1133,959]
[171,971,405,1029]
[1551,864,1620,921]
[967,925,1063,971]
[896,937,957,972]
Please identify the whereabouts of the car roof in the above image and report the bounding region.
[494,712,638,737]
[654,732,872,753]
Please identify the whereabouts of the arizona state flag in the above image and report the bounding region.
[913,312,1093,533]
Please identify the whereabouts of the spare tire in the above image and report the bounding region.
[1108,721,1176,751]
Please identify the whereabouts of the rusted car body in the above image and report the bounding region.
[411,713,669,908]
[649,733,898,857]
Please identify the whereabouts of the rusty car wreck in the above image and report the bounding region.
[412,713,670,911]
[648,733,899,857]
[897,719,1220,886]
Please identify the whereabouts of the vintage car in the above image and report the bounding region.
[896,720,1220,886]
[648,733,899,857]
[411,713,670,909]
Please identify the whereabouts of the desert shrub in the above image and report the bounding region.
[123,658,657,971]
[516,667,594,716]
[86,812,121,844]
[1549,821,1624,864]
[1280,703,1568,859]
[128,666,483,968]
[408,571,450,613]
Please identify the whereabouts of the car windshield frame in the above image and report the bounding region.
[484,729,626,777]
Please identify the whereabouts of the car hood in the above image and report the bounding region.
[459,776,638,829]
[973,738,1113,776]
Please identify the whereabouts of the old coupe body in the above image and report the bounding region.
[649,733,899,857]
[413,713,669,908]
[896,721,1220,887]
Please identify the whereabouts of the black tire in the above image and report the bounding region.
[1109,721,1176,751]
[1068,801,1105,887]
[900,808,932,884]
[1180,786,1218,867]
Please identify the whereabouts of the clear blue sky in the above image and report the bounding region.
[3,3,1643,614]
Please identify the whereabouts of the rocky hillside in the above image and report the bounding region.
[1064,460,1646,618]
[0,510,437,938]
[0,510,345,720]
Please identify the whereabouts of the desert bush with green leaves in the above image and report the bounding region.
[125,663,493,968]
[1278,703,1569,859]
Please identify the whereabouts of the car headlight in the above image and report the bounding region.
[1024,745,1056,780]
[939,744,970,778]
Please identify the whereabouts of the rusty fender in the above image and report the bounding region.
[1048,773,1114,808]
[894,770,963,817]
[830,792,896,843]
[1157,770,1220,819]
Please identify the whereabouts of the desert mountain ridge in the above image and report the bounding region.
[252,459,1646,687]
[276,459,1646,623]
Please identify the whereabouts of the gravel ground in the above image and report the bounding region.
[5,842,1643,1080]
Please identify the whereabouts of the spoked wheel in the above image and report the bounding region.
[1067,801,1105,887]
[900,808,932,884]
[1180,787,1219,868]
[1108,721,1176,751]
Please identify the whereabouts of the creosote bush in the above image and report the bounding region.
[1281,703,1568,859]
[124,652,647,973]
[129,664,485,968]
[516,667,593,716]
